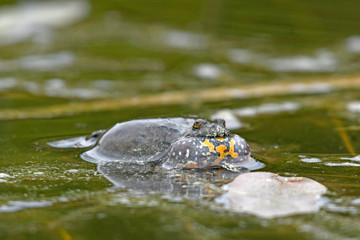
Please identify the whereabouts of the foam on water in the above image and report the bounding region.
[0,200,53,213]
[227,49,253,64]
[163,30,207,49]
[0,78,17,90]
[325,203,359,215]
[351,198,360,205]
[0,51,75,72]
[234,102,300,117]
[0,173,11,178]
[267,50,337,72]
[19,51,75,71]
[301,157,322,163]
[0,0,90,45]
[340,155,360,162]
[345,36,360,53]
[325,162,360,167]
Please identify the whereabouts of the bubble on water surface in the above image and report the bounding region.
[345,36,360,53]
[193,63,221,80]
[347,101,360,113]
[227,49,254,64]
[163,30,207,49]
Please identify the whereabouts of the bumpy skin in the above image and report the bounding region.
[81,118,253,171]
[162,134,251,170]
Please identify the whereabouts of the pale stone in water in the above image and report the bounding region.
[228,172,327,218]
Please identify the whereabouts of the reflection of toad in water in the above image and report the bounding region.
[98,161,248,199]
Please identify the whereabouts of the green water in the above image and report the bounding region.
[1,0,360,239]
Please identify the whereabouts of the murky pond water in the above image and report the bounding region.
[1,0,360,239]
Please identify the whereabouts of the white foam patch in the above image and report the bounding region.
[0,0,90,45]
[210,109,243,130]
[0,51,75,72]
[66,169,79,173]
[43,78,103,99]
[326,203,359,214]
[345,36,360,53]
[347,101,360,113]
[267,50,337,72]
[227,49,253,64]
[0,200,53,213]
[193,63,221,80]
[163,30,207,49]
[19,51,75,71]
[0,173,11,178]
[235,102,300,117]
[325,162,360,167]
[301,158,322,163]
[0,78,17,90]
[340,155,360,162]
[351,198,360,205]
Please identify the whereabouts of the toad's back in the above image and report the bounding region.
[81,118,194,163]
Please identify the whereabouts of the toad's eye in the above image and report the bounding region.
[193,120,204,129]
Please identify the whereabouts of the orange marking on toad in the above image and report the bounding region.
[215,145,227,162]
[215,138,238,162]
[216,137,224,141]
[228,138,239,158]
[201,139,215,152]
